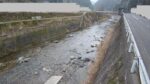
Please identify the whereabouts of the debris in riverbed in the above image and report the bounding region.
[35,47,41,53]
[71,60,76,64]
[43,67,51,73]
[82,58,91,62]
[45,41,49,44]
[91,44,96,48]
[91,44,95,48]
[70,49,81,55]
[77,56,82,59]
[96,39,101,42]
[68,34,73,37]
[62,68,66,72]
[91,50,95,52]
[86,50,95,54]
[86,51,90,53]
[70,56,76,60]
[17,57,30,64]
[69,35,73,37]
[44,76,63,84]
[0,63,5,67]
[0,33,7,37]
[91,60,95,63]
[34,71,38,75]
[101,36,104,40]
[53,40,59,43]
[79,64,85,68]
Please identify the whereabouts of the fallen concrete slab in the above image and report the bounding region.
[44,76,63,84]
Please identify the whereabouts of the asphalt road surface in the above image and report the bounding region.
[125,13,150,78]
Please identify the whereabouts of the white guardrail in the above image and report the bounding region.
[123,14,150,84]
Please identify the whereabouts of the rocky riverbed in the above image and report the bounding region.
[0,16,118,84]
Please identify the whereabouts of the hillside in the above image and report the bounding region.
[94,0,122,11]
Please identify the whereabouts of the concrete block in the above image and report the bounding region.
[44,76,63,84]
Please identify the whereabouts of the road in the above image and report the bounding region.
[125,13,150,78]
[0,16,118,84]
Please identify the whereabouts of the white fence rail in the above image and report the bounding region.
[123,14,150,84]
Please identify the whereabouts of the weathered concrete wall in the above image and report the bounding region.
[94,17,140,84]
[93,18,123,84]
[0,12,108,57]
[0,12,81,22]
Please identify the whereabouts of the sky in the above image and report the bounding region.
[90,0,98,4]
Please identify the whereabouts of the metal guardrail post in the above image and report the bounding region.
[127,34,130,43]
[128,43,133,53]
[130,57,138,73]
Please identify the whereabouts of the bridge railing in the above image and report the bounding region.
[123,14,150,84]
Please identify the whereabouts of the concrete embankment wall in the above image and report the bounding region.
[0,12,82,22]
[93,17,124,84]
[0,12,109,57]
[92,17,132,84]
[84,15,122,84]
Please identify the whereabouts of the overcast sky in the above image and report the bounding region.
[90,0,98,4]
